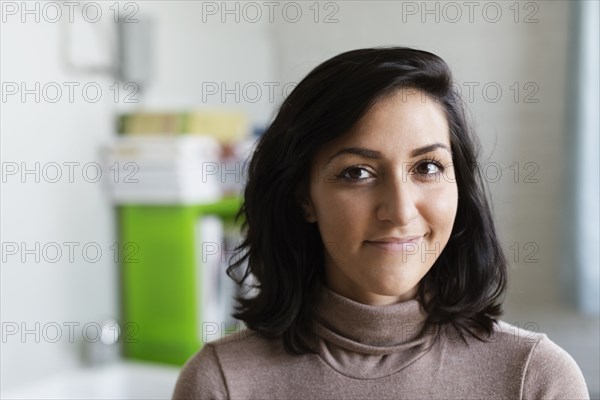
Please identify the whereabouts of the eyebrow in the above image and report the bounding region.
[326,143,452,164]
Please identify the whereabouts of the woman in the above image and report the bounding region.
[173,47,589,399]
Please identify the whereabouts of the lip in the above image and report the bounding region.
[365,236,423,253]
[367,236,422,243]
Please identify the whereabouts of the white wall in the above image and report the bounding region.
[134,2,277,126]
[1,13,118,390]
[0,2,276,392]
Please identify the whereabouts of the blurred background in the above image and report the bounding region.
[1,1,598,398]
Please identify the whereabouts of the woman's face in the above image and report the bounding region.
[303,89,459,305]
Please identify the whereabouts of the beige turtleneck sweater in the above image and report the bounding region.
[173,287,590,399]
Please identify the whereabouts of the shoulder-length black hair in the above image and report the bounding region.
[227,46,508,354]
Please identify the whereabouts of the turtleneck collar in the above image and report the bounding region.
[311,285,439,379]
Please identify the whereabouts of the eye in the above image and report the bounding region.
[335,165,374,182]
[414,158,446,177]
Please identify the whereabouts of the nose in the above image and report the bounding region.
[376,172,419,226]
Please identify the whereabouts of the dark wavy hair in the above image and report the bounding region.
[227,46,508,354]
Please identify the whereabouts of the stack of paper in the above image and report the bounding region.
[196,216,244,343]
[118,110,250,145]
[101,135,223,204]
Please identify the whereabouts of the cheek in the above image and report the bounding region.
[421,183,458,234]
[311,186,369,251]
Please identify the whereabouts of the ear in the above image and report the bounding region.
[300,197,317,223]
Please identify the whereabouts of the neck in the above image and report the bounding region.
[310,285,439,379]
[313,285,433,347]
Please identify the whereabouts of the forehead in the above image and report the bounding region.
[316,89,450,162]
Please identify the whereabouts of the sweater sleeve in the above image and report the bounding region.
[172,344,229,400]
[521,335,589,399]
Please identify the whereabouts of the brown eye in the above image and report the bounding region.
[336,165,373,182]
[415,159,445,177]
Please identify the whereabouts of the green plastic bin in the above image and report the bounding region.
[118,196,243,365]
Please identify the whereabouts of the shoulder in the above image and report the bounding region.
[172,329,286,399]
[490,320,546,349]
[440,320,589,398]
[520,330,589,399]
[440,319,545,357]
[172,341,227,399]
[482,320,589,399]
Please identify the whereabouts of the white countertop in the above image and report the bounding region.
[1,361,181,399]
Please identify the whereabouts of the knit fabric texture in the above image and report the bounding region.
[173,286,590,399]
